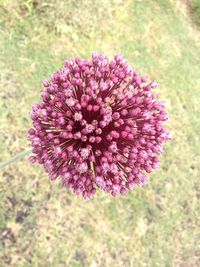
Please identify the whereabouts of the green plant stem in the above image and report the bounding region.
[0,149,32,169]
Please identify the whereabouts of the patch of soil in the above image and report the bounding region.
[182,0,192,6]
[181,0,200,30]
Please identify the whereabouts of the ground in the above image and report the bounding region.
[0,1,200,266]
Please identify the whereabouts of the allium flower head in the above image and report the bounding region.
[28,52,171,199]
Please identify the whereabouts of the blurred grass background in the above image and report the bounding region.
[0,0,200,266]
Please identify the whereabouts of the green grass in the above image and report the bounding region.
[192,0,200,27]
[0,0,200,266]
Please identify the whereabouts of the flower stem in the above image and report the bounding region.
[0,149,32,169]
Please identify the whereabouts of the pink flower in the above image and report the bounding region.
[28,52,171,199]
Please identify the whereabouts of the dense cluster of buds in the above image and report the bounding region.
[28,52,171,199]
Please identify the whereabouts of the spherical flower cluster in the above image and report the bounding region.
[28,52,171,199]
